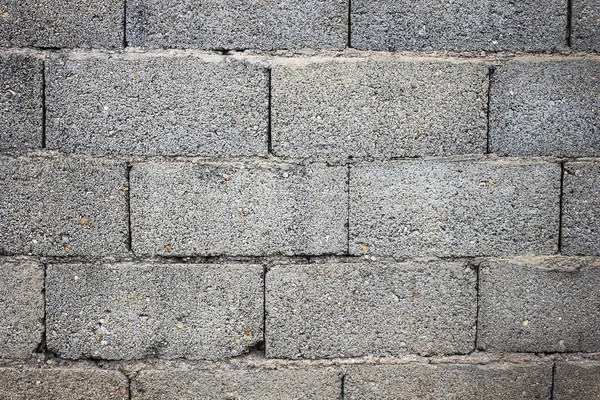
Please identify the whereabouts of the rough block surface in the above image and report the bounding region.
[555,362,600,400]
[572,0,600,51]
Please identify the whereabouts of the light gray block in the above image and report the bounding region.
[126,0,347,50]
[572,0,600,52]
[349,160,560,258]
[490,60,600,157]
[562,162,600,255]
[0,156,128,256]
[266,261,476,359]
[345,363,552,400]
[272,60,488,160]
[46,56,268,156]
[131,161,347,256]
[351,0,566,51]
[555,362,600,400]
[0,55,42,151]
[0,1,123,48]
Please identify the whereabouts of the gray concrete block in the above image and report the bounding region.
[266,261,476,359]
[131,161,347,256]
[0,54,43,151]
[555,362,600,400]
[132,368,341,399]
[0,1,123,48]
[126,0,347,50]
[272,60,488,160]
[0,260,44,358]
[572,0,600,52]
[0,156,129,256]
[46,55,268,156]
[46,262,263,360]
[345,363,552,399]
[351,0,566,51]
[562,162,600,255]
[350,160,560,258]
[490,60,600,157]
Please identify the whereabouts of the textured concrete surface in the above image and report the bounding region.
[489,60,600,157]
[555,362,600,400]
[0,156,128,256]
[131,161,347,256]
[345,363,552,399]
[126,0,347,50]
[572,0,600,51]
[272,60,488,159]
[0,54,42,151]
[351,0,566,51]
[349,160,560,257]
[266,261,476,359]
[562,162,600,255]
[46,56,268,156]
[46,263,263,360]
[0,260,44,358]
[0,1,123,48]
[478,256,600,352]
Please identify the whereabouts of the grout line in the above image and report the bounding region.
[340,371,346,400]
[126,164,133,253]
[347,0,352,48]
[474,261,480,351]
[346,163,351,255]
[263,264,268,357]
[123,0,128,47]
[35,263,48,354]
[127,375,132,400]
[485,66,495,154]
[558,162,565,254]
[550,362,557,400]
[41,61,46,149]
[267,68,272,155]
[566,0,573,48]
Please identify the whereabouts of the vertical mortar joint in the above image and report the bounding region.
[550,362,557,400]
[126,164,133,253]
[558,161,565,254]
[566,0,573,47]
[485,66,495,155]
[123,0,128,47]
[340,371,346,400]
[41,60,47,149]
[347,0,352,48]
[267,68,272,155]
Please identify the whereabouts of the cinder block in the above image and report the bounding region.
[266,261,476,359]
[130,161,347,256]
[46,263,263,360]
[0,1,123,48]
[572,0,600,51]
[0,156,128,256]
[272,60,488,160]
[126,0,347,50]
[478,256,600,352]
[0,55,43,151]
[490,60,600,157]
[351,0,566,51]
[46,55,268,156]
[349,160,560,258]
[555,362,600,400]
[562,162,600,255]
[0,260,44,358]
[345,363,552,399]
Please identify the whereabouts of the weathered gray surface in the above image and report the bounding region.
[349,160,560,257]
[272,60,488,160]
[46,263,263,360]
[131,161,347,256]
[572,0,600,51]
[562,162,600,255]
[0,55,42,151]
[266,261,476,359]
[126,0,347,50]
[489,60,600,157]
[351,0,566,51]
[478,256,600,352]
[0,156,128,256]
[46,56,268,156]
[345,363,552,399]
[555,362,600,400]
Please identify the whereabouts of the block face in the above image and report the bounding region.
[555,362,600,400]
[572,0,600,52]
[349,161,560,258]
[0,1,123,48]
[46,56,268,156]
[131,162,347,256]
[562,162,600,255]
[266,261,476,359]
[0,55,43,151]
[489,61,600,157]
[126,0,347,50]
[351,0,566,51]
[46,263,263,360]
[272,60,488,160]
[0,156,128,256]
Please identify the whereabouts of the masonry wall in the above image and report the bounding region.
[0,1,599,399]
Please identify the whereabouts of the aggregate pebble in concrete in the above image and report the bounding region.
[266,261,476,359]
[0,156,129,256]
[131,161,347,256]
[489,60,600,157]
[272,60,488,160]
[126,0,347,50]
[572,0,600,51]
[46,56,268,156]
[349,160,560,258]
[351,0,566,51]
[555,362,600,400]
[46,263,263,360]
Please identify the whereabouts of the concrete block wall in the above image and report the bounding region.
[0,0,599,398]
